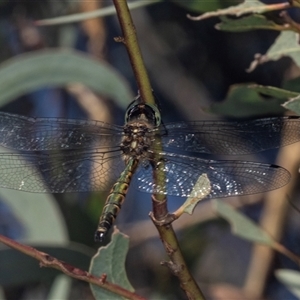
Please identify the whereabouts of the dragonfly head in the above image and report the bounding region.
[125,96,161,127]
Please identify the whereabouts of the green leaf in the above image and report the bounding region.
[213,199,275,246]
[210,84,285,117]
[282,76,300,93]
[47,275,72,300]
[171,0,237,13]
[89,228,134,300]
[275,269,300,298]
[187,0,288,21]
[248,84,299,99]
[0,49,133,109]
[283,95,300,115]
[182,174,211,215]
[248,31,300,72]
[216,14,284,32]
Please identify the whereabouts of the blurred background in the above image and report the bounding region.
[0,0,300,299]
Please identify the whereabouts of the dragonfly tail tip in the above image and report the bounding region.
[94,229,107,242]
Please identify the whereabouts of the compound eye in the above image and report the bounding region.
[124,96,161,127]
[124,109,131,123]
[146,103,161,126]
[125,97,140,123]
[154,109,161,127]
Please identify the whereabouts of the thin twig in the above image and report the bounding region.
[280,10,300,34]
[273,241,300,266]
[187,2,291,21]
[0,235,145,300]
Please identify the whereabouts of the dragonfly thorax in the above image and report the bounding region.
[120,120,154,163]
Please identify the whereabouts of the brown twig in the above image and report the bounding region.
[280,10,300,33]
[0,234,145,300]
[187,2,291,21]
[150,211,206,299]
[273,241,300,265]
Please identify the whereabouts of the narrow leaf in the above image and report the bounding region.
[188,0,290,21]
[248,84,299,99]
[182,174,211,215]
[210,84,285,117]
[0,49,133,109]
[213,199,275,246]
[216,14,285,32]
[275,269,300,298]
[171,0,229,13]
[247,31,300,72]
[283,95,300,115]
[89,228,134,300]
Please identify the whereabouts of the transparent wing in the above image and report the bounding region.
[0,112,123,151]
[159,117,300,155]
[0,150,125,192]
[136,152,290,198]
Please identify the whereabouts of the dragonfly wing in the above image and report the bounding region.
[161,117,300,155]
[136,153,290,198]
[0,149,125,193]
[0,112,123,151]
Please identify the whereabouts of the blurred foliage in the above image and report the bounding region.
[0,0,300,299]
[0,243,93,286]
[0,49,132,109]
[210,84,285,117]
[213,200,275,246]
[171,0,241,13]
[276,269,300,298]
[216,15,284,32]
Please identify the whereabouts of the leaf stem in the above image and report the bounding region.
[273,241,300,266]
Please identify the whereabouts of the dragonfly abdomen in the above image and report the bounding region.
[94,158,138,242]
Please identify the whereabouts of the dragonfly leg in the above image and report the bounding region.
[149,211,177,226]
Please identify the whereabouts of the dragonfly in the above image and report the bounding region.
[0,95,296,241]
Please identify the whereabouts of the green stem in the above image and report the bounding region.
[113,0,155,105]
[113,1,206,299]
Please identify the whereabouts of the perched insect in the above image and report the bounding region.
[0,95,295,241]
